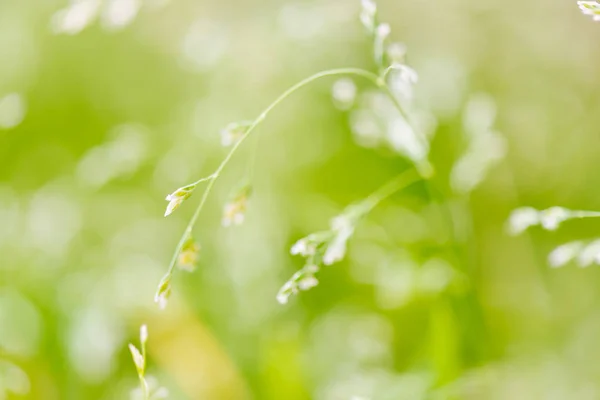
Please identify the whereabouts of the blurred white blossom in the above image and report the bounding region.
[462,93,496,136]
[101,0,141,30]
[507,206,600,235]
[360,0,377,32]
[387,116,428,165]
[548,241,585,268]
[278,3,326,40]
[373,22,391,67]
[386,42,407,64]
[139,325,148,345]
[539,207,570,231]
[182,20,228,71]
[450,130,506,193]
[52,0,144,34]
[51,0,101,34]
[546,239,600,268]
[0,93,26,130]
[375,23,390,39]
[323,215,355,266]
[349,91,430,167]
[451,94,506,194]
[507,207,539,235]
[68,308,123,383]
[76,124,148,189]
[27,189,82,257]
[576,239,600,267]
[332,79,357,111]
[388,64,418,84]
[0,360,30,398]
[349,109,383,148]
[0,289,41,357]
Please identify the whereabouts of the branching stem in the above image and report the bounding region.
[157,67,441,300]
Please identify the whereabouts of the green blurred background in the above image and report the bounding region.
[2,0,600,399]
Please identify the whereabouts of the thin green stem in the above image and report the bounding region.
[571,211,600,218]
[157,68,397,296]
[377,78,460,252]
[361,168,421,213]
[140,376,149,400]
[191,174,217,186]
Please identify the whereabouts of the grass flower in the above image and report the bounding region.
[128,325,149,399]
[177,235,200,272]
[128,325,168,400]
[154,275,172,310]
[164,184,196,217]
[276,266,320,305]
[280,170,421,304]
[222,184,252,227]
[157,0,434,309]
[220,121,253,147]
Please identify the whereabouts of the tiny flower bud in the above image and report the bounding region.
[386,42,407,64]
[154,275,172,310]
[164,183,196,217]
[389,63,418,84]
[220,121,253,147]
[298,275,318,290]
[539,207,569,231]
[222,184,252,227]
[362,0,376,15]
[290,238,316,256]
[323,215,355,265]
[177,236,200,272]
[276,280,297,305]
[360,0,377,31]
[140,324,148,346]
[153,387,170,399]
[376,23,390,39]
[304,264,319,273]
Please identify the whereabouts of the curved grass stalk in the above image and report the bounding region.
[156,67,442,305]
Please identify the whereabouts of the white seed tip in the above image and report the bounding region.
[276,292,289,305]
[140,325,148,344]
